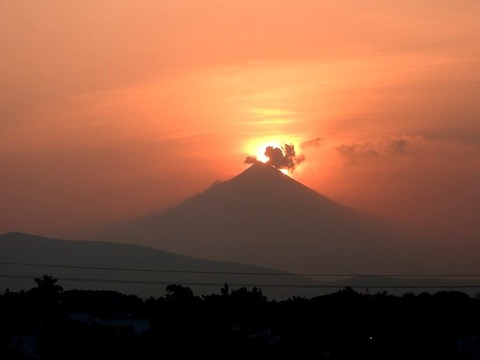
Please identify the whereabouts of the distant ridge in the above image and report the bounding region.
[3,232,480,299]
[0,232,327,300]
[68,163,477,276]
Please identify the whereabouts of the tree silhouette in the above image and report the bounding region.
[31,275,63,306]
[23,275,65,336]
[221,283,230,296]
[3,280,480,359]
[165,284,195,303]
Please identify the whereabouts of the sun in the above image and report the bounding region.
[246,139,283,163]
[255,147,271,163]
[243,138,295,175]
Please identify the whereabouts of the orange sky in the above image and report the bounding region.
[1,0,480,239]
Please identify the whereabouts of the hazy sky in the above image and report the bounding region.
[1,1,479,238]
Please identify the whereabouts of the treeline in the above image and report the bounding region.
[2,275,480,359]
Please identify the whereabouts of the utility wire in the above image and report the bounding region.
[1,274,480,289]
[2,261,480,278]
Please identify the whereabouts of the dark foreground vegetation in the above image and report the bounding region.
[2,275,480,359]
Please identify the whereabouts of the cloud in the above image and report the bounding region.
[244,156,259,164]
[265,143,305,172]
[329,135,480,237]
[337,143,379,164]
[244,143,305,172]
[337,135,422,164]
[385,135,412,155]
[301,137,324,148]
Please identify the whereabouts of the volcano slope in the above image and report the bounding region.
[71,163,474,276]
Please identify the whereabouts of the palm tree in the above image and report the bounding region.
[32,275,63,305]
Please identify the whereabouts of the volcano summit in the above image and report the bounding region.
[70,163,473,275]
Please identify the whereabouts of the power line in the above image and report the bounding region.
[2,261,480,278]
[1,274,480,289]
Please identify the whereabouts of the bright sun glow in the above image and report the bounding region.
[256,145,274,163]
[245,139,283,163]
[243,138,293,175]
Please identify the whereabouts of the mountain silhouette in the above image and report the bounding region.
[69,163,473,275]
[0,231,327,300]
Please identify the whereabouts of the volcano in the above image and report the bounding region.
[70,163,470,275]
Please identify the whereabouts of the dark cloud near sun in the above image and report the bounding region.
[244,143,305,173]
[265,144,305,172]
[244,156,259,164]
